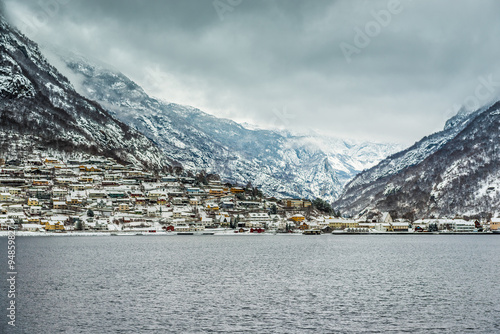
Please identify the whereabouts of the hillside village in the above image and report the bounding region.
[0,155,314,234]
[0,155,498,235]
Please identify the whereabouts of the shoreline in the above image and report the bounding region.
[0,231,497,237]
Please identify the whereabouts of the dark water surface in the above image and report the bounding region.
[1,235,499,333]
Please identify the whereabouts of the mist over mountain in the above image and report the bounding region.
[0,15,168,168]
[46,48,401,202]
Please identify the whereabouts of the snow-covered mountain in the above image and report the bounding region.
[49,49,401,202]
[334,101,500,218]
[0,15,168,169]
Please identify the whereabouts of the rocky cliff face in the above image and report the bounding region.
[0,15,168,169]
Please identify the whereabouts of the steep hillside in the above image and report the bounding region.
[335,102,500,218]
[0,15,167,169]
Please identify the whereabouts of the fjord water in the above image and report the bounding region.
[1,235,499,333]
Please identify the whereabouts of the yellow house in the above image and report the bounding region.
[79,177,94,183]
[119,203,129,211]
[490,218,500,231]
[328,219,359,230]
[344,221,359,229]
[206,204,219,211]
[147,192,163,200]
[387,222,409,232]
[0,193,11,201]
[33,180,49,186]
[28,198,39,206]
[53,202,67,210]
[209,189,224,196]
[291,214,305,222]
[8,188,22,195]
[230,187,245,193]
[44,158,59,164]
[329,221,344,229]
[66,198,81,205]
[286,199,304,208]
[79,166,100,172]
[44,221,65,231]
[298,222,310,230]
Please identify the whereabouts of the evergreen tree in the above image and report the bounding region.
[312,198,334,215]
[75,220,83,231]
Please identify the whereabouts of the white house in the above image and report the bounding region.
[29,206,42,215]
[451,220,475,232]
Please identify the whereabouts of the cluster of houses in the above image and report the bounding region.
[0,156,319,233]
[0,156,498,234]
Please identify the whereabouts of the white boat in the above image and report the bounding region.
[208,228,235,235]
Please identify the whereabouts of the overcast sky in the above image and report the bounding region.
[4,0,500,145]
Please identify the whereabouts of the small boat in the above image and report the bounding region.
[234,228,248,234]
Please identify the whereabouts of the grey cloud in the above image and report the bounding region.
[4,0,500,145]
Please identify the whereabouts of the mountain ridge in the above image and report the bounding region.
[334,100,500,218]
[0,15,169,169]
[48,48,402,202]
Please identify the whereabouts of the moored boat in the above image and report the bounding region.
[303,230,321,235]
